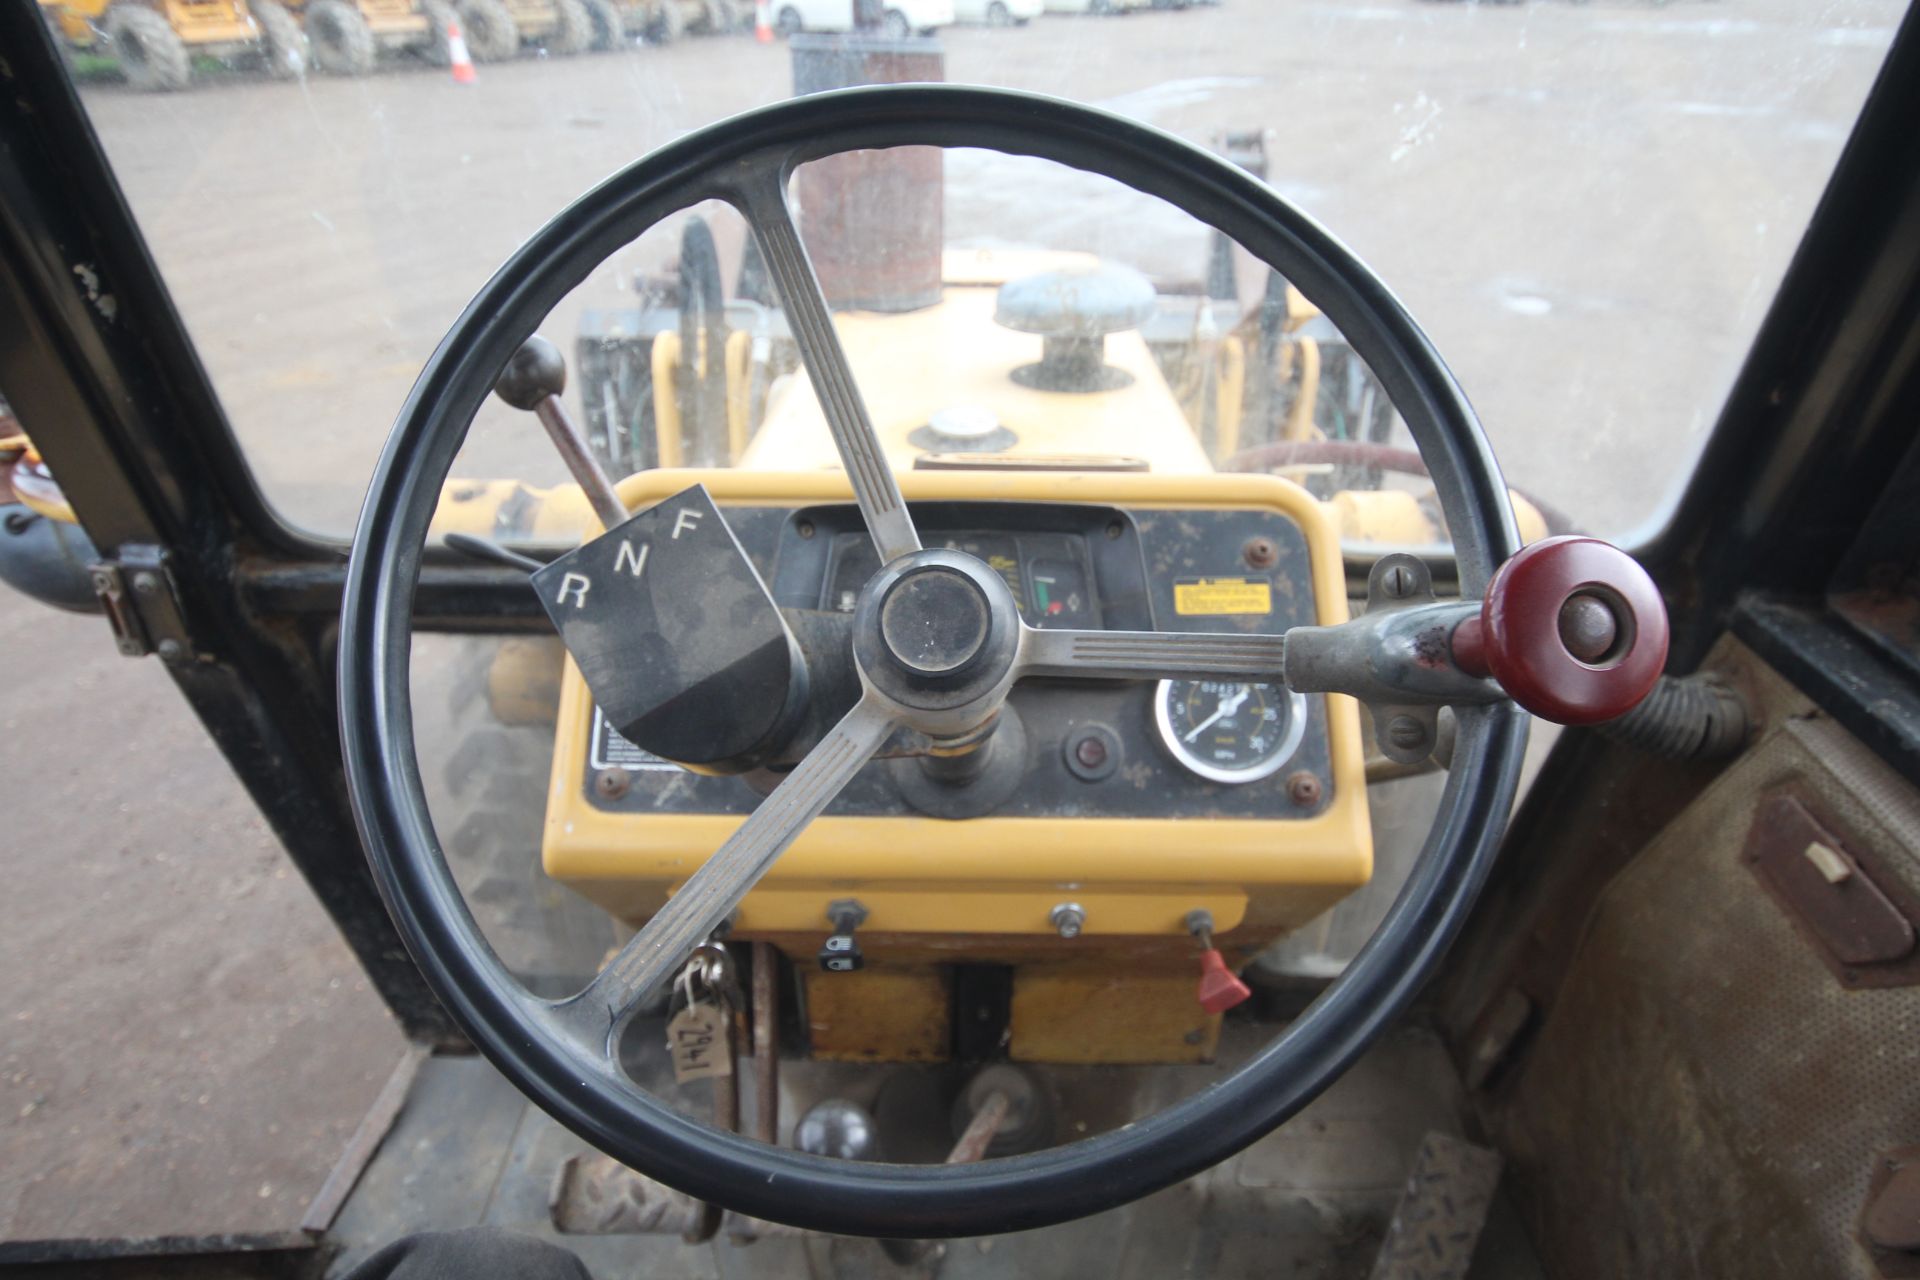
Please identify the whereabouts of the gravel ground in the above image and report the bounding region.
[0,589,405,1247]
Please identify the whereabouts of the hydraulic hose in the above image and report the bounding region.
[1595,672,1750,761]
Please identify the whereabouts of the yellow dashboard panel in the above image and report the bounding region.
[541,469,1371,950]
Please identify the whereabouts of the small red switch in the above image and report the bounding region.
[1187,908,1252,1013]
[1196,948,1253,1013]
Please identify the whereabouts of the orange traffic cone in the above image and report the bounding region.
[448,17,477,83]
[754,0,772,42]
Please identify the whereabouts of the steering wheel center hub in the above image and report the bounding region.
[880,566,991,674]
[853,549,1022,729]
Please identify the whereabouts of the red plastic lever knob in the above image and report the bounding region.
[1197,949,1253,1014]
[1452,535,1668,726]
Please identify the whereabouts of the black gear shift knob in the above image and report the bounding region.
[494,335,568,410]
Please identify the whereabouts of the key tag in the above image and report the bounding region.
[667,957,733,1085]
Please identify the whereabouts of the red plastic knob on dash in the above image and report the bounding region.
[1457,535,1669,726]
[1196,949,1253,1014]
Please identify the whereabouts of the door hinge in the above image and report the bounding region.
[89,545,197,664]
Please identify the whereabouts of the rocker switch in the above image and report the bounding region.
[819,899,868,973]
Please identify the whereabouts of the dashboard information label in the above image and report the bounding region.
[589,705,681,773]
[1173,577,1272,616]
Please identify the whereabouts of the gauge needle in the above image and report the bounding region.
[1183,686,1250,742]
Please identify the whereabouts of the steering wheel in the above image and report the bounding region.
[339,85,1665,1239]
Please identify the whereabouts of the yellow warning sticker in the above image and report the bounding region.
[1173,577,1273,616]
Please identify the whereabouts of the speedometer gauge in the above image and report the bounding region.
[1154,679,1309,785]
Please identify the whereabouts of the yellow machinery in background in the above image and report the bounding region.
[288,0,453,73]
[40,0,308,90]
[449,0,615,58]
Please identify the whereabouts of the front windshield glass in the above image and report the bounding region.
[62,0,1902,546]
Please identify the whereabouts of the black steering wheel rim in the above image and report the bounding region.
[339,83,1529,1239]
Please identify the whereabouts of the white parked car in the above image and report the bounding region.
[953,0,1043,24]
[775,0,956,36]
[1042,0,1148,12]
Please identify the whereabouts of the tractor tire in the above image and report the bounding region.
[773,4,800,35]
[456,0,520,59]
[414,0,457,63]
[650,0,687,41]
[581,0,623,47]
[544,0,594,52]
[881,6,910,35]
[423,636,622,996]
[104,3,191,92]
[306,0,377,74]
[250,0,310,77]
[985,0,1010,22]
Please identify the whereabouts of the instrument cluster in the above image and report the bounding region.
[580,499,1335,820]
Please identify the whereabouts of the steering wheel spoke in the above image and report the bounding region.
[729,167,921,566]
[566,694,896,1043]
[1017,624,1288,682]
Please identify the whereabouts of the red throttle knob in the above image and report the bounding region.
[1452,536,1668,726]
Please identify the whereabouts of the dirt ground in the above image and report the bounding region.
[0,588,406,1249]
[0,0,1904,1254]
